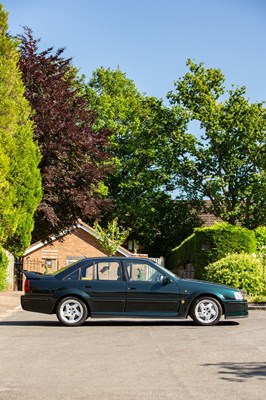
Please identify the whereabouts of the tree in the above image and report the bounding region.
[88,68,200,255]
[168,59,266,228]
[18,29,112,241]
[142,197,202,257]
[0,6,42,257]
[93,218,131,256]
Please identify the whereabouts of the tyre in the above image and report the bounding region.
[56,297,88,327]
[190,297,222,326]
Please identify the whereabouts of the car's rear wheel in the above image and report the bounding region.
[190,297,222,326]
[56,297,88,327]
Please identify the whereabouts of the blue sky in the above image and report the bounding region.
[2,0,266,103]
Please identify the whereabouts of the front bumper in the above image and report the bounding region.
[224,300,248,319]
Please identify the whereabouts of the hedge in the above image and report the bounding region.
[254,226,266,252]
[0,245,8,291]
[169,223,257,279]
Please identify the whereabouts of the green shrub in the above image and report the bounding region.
[254,226,266,252]
[0,246,8,291]
[169,223,256,279]
[205,253,265,296]
[247,289,266,303]
[254,227,266,280]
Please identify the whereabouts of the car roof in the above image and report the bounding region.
[82,257,150,261]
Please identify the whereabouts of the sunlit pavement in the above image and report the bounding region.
[0,291,21,320]
[0,307,265,400]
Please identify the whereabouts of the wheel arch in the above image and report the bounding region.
[188,293,225,317]
[52,293,91,317]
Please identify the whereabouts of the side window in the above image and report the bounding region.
[64,269,80,281]
[125,261,163,282]
[80,261,122,281]
[81,262,94,280]
[97,261,122,281]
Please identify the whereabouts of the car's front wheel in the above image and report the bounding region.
[190,297,222,326]
[56,297,88,327]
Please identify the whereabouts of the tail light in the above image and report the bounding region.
[24,279,30,294]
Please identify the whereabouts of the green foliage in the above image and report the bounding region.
[19,29,111,242]
[143,198,202,257]
[93,218,131,256]
[0,245,8,291]
[254,226,266,252]
[169,223,256,279]
[205,253,265,296]
[88,67,200,255]
[168,59,266,229]
[253,226,266,281]
[0,5,42,255]
[247,289,266,303]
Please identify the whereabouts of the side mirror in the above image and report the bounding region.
[162,276,171,285]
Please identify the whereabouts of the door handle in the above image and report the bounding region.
[128,287,136,290]
[84,285,92,289]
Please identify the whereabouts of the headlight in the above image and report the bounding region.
[234,291,244,300]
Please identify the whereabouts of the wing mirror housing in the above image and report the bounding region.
[162,276,171,285]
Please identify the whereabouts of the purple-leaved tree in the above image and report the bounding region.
[19,28,112,242]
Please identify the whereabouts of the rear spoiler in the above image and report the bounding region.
[23,271,44,280]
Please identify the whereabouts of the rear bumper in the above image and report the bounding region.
[21,295,54,314]
[224,300,248,319]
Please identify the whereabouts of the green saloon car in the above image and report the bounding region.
[21,257,248,326]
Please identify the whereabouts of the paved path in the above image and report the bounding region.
[0,291,21,320]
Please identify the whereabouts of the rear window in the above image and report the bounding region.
[51,261,80,276]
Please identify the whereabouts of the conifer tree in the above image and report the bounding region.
[0,5,42,260]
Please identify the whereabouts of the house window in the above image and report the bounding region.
[45,259,53,268]
[127,240,139,253]
[66,256,84,266]
[41,249,58,272]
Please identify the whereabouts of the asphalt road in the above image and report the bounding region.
[0,308,265,400]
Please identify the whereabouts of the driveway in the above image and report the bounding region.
[0,308,265,400]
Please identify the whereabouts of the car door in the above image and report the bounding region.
[123,260,180,316]
[79,259,126,315]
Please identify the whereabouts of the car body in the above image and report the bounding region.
[21,257,248,326]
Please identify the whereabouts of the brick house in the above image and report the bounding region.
[23,220,132,274]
